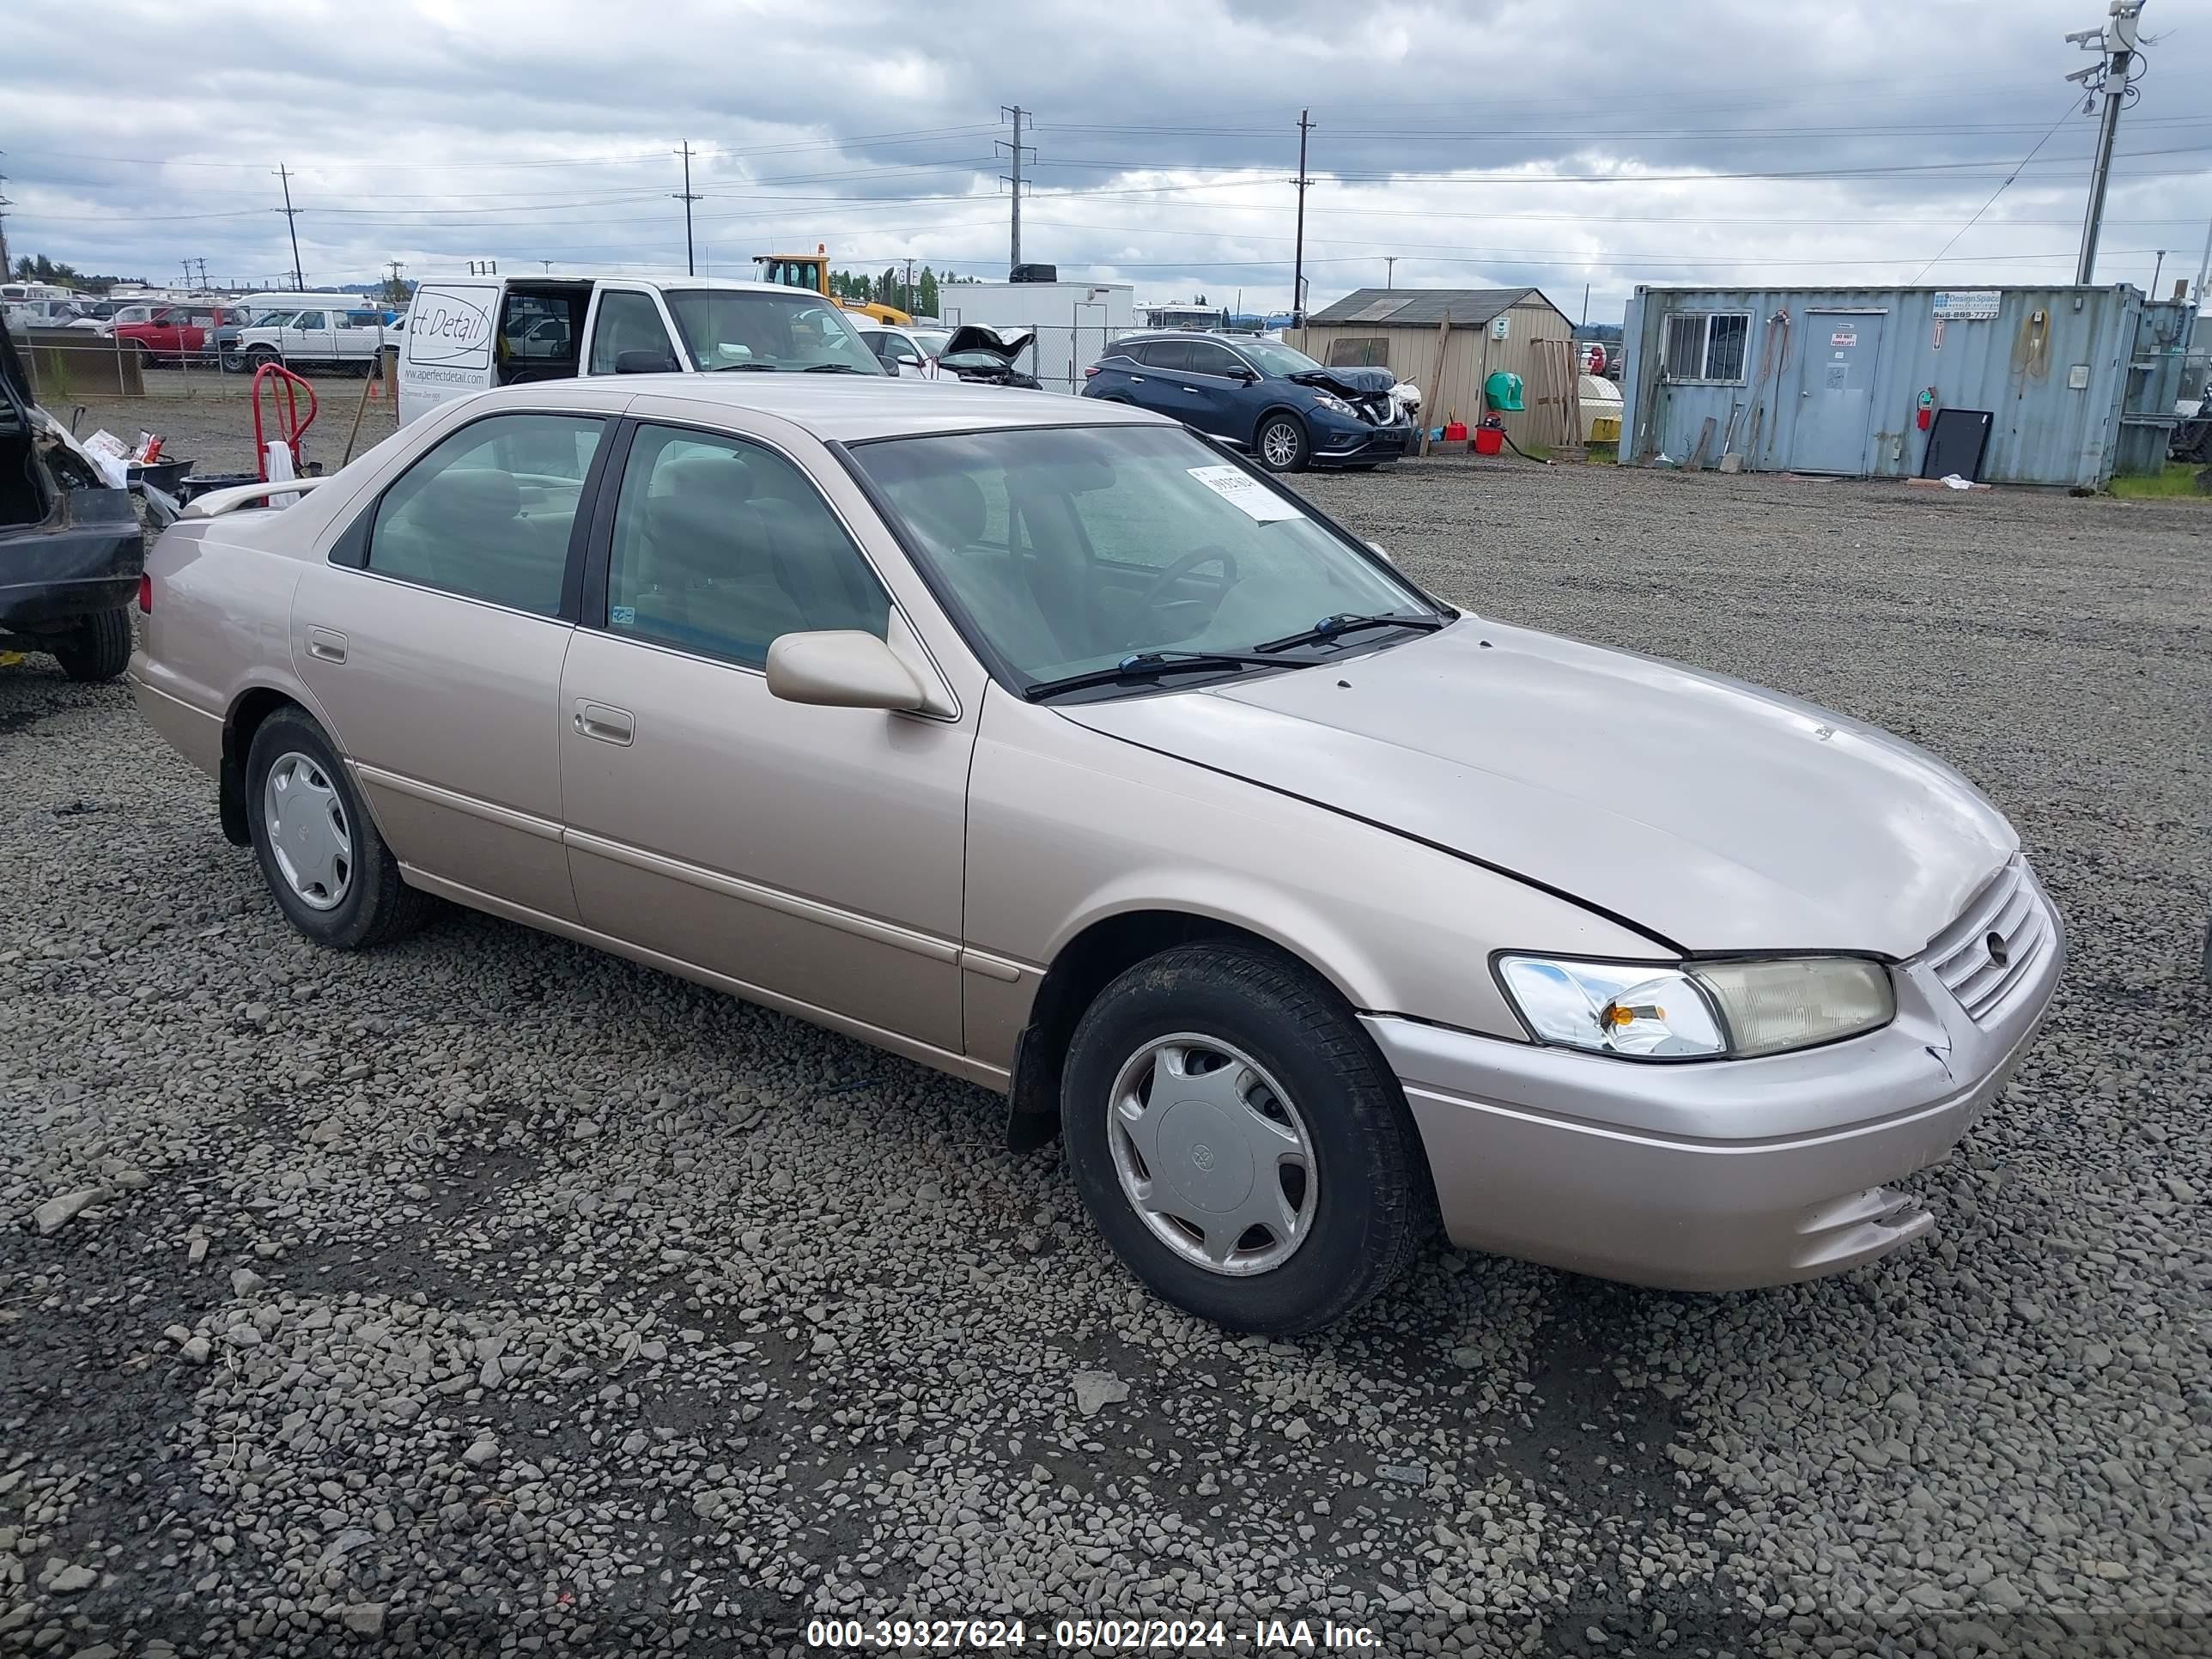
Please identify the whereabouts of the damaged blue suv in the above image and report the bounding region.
[1081,332,1410,472]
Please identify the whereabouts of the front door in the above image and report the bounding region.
[557,419,973,1054]
[285,309,339,367]
[1789,312,1886,475]
[1173,338,1253,440]
[292,409,611,920]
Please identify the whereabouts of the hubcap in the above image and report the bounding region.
[1262,423,1297,466]
[1107,1034,1316,1277]
[263,751,352,911]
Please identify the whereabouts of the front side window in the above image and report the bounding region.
[878,333,923,363]
[662,289,884,374]
[853,424,1434,690]
[366,414,605,616]
[1184,341,1248,378]
[588,291,675,374]
[604,423,889,667]
[293,311,326,331]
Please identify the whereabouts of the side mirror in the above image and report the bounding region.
[878,355,902,376]
[1365,539,1396,566]
[1228,365,1259,384]
[614,349,680,374]
[765,631,926,712]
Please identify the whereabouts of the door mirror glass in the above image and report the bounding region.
[765,630,924,712]
[879,356,902,376]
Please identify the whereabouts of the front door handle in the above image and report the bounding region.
[572,699,635,745]
[1182,386,1202,394]
[306,626,347,664]
[1128,375,1146,384]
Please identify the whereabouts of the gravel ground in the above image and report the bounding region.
[3,457,2208,1658]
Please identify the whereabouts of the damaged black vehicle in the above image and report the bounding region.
[1081,331,1413,472]
[0,316,156,683]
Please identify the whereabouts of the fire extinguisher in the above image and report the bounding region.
[1917,387,1936,431]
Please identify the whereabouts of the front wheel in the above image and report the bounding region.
[52,606,132,682]
[1061,940,1430,1334]
[245,707,433,950]
[1255,414,1311,473]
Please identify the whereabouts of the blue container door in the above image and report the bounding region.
[1788,313,1886,475]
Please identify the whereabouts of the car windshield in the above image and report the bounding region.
[911,328,951,356]
[853,423,1436,691]
[662,289,884,374]
[1237,338,1324,377]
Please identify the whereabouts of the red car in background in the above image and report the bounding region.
[112,304,251,368]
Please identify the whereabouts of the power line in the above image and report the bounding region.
[1910,97,2081,283]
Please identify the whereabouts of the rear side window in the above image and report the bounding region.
[588,291,678,374]
[1145,339,1194,373]
[603,423,889,667]
[365,414,605,616]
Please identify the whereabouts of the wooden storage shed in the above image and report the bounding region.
[1290,287,1579,450]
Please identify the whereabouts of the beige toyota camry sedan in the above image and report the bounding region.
[131,376,2063,1334]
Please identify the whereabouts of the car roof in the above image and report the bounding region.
[472,374,1173,443]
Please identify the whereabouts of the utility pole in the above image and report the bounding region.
[998,106,1033,276]
[903,258,916,314]
[386,258,406,304]
[1384,256,1397,289]
[0,157,11,283]
[673,142,701,276]
[2150,249,2166,295]
[540,259,554,275]
[2066,1,2146,285]
[1581,282,1591,325]
[274,165,305,289]
[1291,110,1313,325]
[2193,212,2212,308]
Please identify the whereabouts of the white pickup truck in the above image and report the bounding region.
[230,307,398,374]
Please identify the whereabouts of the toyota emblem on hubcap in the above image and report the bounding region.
[1190,1144,1215,1171]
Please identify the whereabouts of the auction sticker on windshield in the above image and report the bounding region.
[1187,465,1303,523]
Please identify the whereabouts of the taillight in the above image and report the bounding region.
[1083,365,1100,378]
[137,574,152,614]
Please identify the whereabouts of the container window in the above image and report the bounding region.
[1662,313,1751,385]
[1328,337,1390,368]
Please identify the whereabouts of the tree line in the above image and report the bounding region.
[824,265,982,318]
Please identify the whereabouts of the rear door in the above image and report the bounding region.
[1119,339,1187,416]
[398,282,500,424]
[292,407,614,919]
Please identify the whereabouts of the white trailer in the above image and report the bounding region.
[935,280,1136,393]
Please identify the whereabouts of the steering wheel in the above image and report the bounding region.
[1134,544,1242,619]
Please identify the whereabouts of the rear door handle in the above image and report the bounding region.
[572,699,635,745]
[1182,386,1202,394]
[306,626,347,664]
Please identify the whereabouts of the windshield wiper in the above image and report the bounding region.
[710,362,780,372]
[1024,650,1307,703]
[802,362,870,374]
[1253,611,1446,654]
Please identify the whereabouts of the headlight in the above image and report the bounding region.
[1311,392,1356,416]
[1496,955,1893,1060]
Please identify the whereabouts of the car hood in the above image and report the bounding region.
[1060,620,2015,958]
[944,324,1034,362]
[1288,365,1395,398]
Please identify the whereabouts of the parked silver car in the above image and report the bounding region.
[129,377,2062,1333]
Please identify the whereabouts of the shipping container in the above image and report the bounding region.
[1619,283,2188,487]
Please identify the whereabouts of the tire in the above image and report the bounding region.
[1255,413,1311,473]
[52,606,133,683]
[246,347,279,370]
[1060,939,1430,1334]
[220,350,246,374]
[245,707,434,950]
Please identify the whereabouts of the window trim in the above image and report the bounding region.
[1661,310,1753,386]
[577,415,961,720]
[328,406,617,624]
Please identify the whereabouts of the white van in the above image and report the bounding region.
[396,274,885,424]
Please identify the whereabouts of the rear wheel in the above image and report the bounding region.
[52,606,132,682]
[1255,414,1310,473]
[1061,940,1429,1334]
[245,708,433,950]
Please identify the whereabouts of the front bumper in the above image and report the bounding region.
[1364,865,2065,1291]
[1311,416,1411,465]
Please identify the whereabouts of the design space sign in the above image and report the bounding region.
[1931,290,2001,321]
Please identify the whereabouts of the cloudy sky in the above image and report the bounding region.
[5,0,2209,317]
